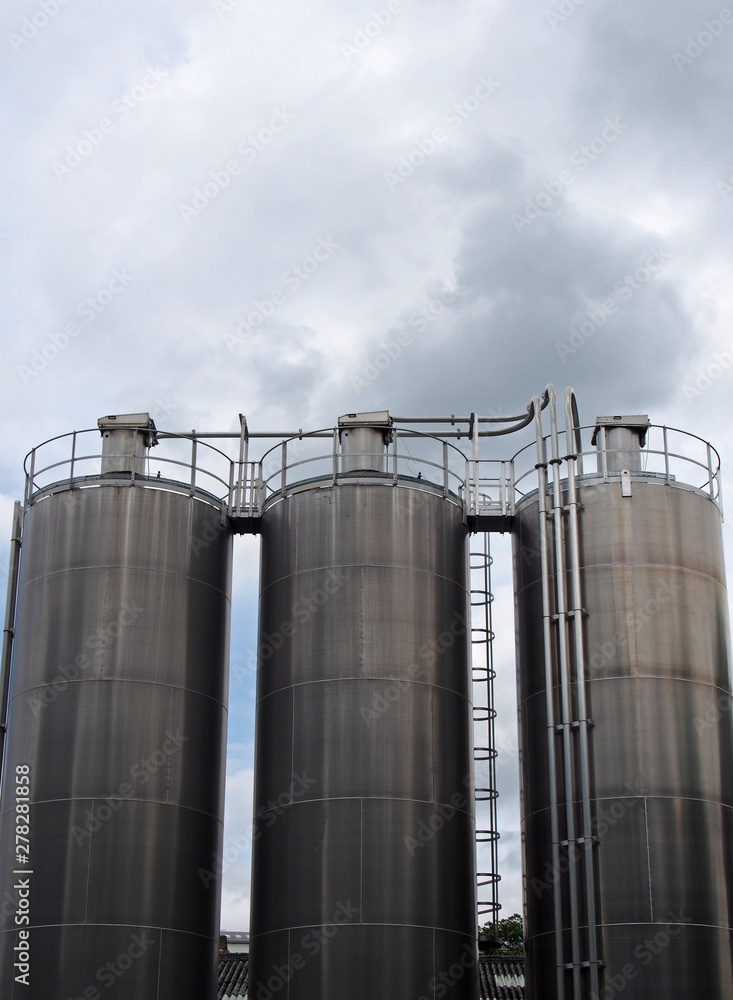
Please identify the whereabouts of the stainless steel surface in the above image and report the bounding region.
[98,412,158,475]
[514,471,733,999]
[531,393,566,1000]
[338,412,393,473]
[562,391,599,997]
[591,415,650,473]
[0,483,232,998]
[250,479,478,1000]
[547,389,583,1000]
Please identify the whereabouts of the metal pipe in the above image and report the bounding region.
[235,418,247,512]
[533,395,566,1000]
[26,449,36,508]
[601,426,608,482]
[227,460,235,515]
[69,430,77,487]
[547,386,582,999]
[0,502,23,795]
[564,389,600,998]
[472,414,480,516]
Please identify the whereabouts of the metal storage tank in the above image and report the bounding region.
[513,403,733,999]
[0,415,233,998]
[249,413,478,1000]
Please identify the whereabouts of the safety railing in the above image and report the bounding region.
[238,428,516,519]
[511,423,722,510]
[23,429,237,509]
[23,420,721,520]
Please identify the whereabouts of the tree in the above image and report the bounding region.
[479,913,524,955]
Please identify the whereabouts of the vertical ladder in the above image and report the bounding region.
[470,532,500,933]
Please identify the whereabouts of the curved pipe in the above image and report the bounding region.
[531,394,565,1000]
[563,387,600,995]
[546,386,583,998]
[563,388,583,470]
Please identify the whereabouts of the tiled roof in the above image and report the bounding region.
[478,955,525,999]
[219,952,248,999]
[217,951,524,999]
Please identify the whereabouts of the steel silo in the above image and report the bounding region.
[513,397,733,999]
[0,415,233,999]
[248,414,479,1000]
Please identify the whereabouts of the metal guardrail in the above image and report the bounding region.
[22,427,518,520]
[250,428,516,518]
[511,423,722,509]
[23,428,236,509]
[21,421,722,519]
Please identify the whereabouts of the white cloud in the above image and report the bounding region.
[1,0,731,943]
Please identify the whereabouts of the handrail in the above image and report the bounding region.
[23,428,236,509]
[20,415,724,520]
[511,422,722,509]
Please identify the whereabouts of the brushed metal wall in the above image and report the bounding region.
[249,481,478,1000]
[514,475,733,998]
[0,485,232,999]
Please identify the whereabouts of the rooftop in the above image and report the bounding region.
[217,951,525,999]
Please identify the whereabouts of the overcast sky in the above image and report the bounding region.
[2,0,733,931]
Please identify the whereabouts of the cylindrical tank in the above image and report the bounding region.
[0,478,232,998]
[513,468,733,997]
[249,476,478,1000]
